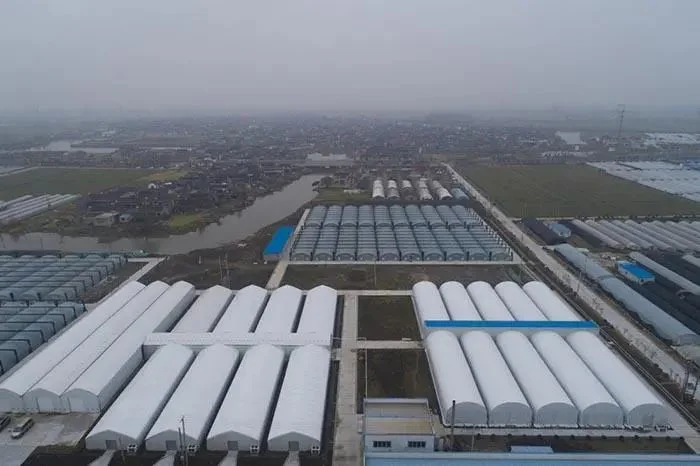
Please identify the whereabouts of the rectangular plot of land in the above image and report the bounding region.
[358,296,420,340]
[461,164,700,217]
[357,350,437,414]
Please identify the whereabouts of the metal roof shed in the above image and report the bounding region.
[530,331,623,427]
[460,331,532,427]
[522,281,580,321]
[145,344,240,452]
[63,281,196,413]
[0,282,145,413]
[567,331,667,427]
[214,285,268,334]
[412,281,450,323]
[438,281,481,320]
[425,331,486,426]
[496,331,577,427]
[23,281,168,413]
[494,282,547,321]
[207,344,285,453]
[466,282,513,321]
[84,344,194,451]
[296,285,337,337]
[255,285,303,333]
[172,285,233,332]
[267,345,331,452]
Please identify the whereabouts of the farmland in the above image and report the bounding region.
[460,164,700,217]
[0,167,184,199]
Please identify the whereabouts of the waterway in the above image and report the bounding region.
[555,131,584,145]
[28,140,118,154]
[0,175,320,255]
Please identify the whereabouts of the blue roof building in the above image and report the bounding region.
[617,261,655,284]
[263,226,295,262]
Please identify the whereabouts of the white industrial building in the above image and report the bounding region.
[460,331,532,426]
[23,281,169,413]
[438,282,481,320]
[296,285,338,337]
[171,285,233,332]
[412,281,450,324]
[207,344,285,453]
[567,331,668,427]
[530,331,624,427]
[63,281,195,412]
[255,285,303,333]
[424,331,487,426]
[267,345,330,453]
[363,398,435,453]
[522,281,581,321]
[85,344,194,451]
[494,282,547,321]
[0,282,144,413]
[213,285,268,333]
[466,282,514,320]
[496,331,577,427]
[146,344,240,452]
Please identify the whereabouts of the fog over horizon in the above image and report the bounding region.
[1,0,699,115]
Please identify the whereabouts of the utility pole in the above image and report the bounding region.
[616,104,626,142]
[180,416,189,466]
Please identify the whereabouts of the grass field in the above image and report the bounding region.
[0,167,183,198]
[460,164,700,217]
[167,212,206,229]
[358,296,420,340]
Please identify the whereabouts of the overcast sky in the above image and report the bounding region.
[0,0,698,114]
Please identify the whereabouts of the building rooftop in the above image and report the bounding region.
[364,398,434,436]
[618,261,655,280]
[263,225,294,256]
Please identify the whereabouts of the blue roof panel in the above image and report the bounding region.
[264,226,295,255]
[424,320,598,329]
[619,262,655,280]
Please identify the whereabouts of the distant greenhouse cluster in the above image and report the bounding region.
[570,219,700,252]
[414,281,668,429]
[552,244,700,346]
[589,161,700,202]
[290,205,512,262]
[371,177,468,201]
[0,194,79,225]
[0,254,127,302]
[0,301,85,376]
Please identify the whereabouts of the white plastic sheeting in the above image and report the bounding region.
[207,344,285,452]
[64,281,195,413]
[23,281,169,413]
[438,282,481,320]
[267,345,331,452]
[522,281,580,321]
[0,281,144,413]
[84,344,194,450]
[412,281,450,322]
[145,344,240,452]
[531,331,623,427]
[255,285,303,333]
[496,331,577,427]
[567,331,668,427]
[571,220,623,249]
[214,285,268,334]
[466,282,513,321]
[296,285,337,336]
[459,331,531,426]
[424,331,486,426]
[172,285,233,332]
[494,282,547,321]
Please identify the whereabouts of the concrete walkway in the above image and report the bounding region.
[218,451,238,466]
[88,450,115,466]
[357,340,422,350]
[332,292,361,466]
[266,259,288,289]
[339,289,412,296]
[95,257,165,305]
[152,451,176,466]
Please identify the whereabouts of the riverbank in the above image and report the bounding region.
[139,204,309,288]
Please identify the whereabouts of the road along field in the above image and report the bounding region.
[0,167,186,198]
[459,164,700,218]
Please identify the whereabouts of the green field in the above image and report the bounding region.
[0,168,184,198]
[461,164,700,217]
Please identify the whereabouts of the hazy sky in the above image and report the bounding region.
[0,0,698,113]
